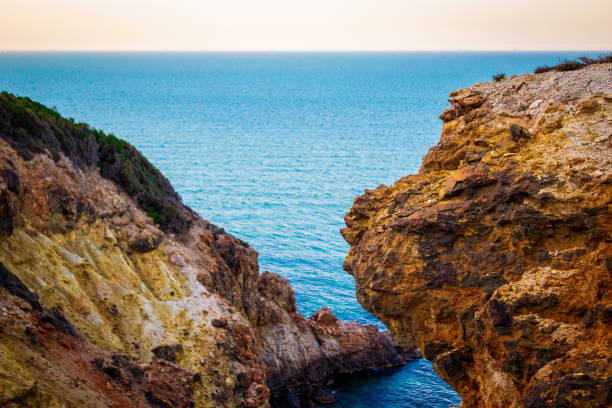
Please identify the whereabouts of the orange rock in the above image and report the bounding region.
[343,64,612,407]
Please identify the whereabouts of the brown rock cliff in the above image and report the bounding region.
[342,64,612,407]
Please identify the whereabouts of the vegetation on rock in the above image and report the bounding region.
[0,92,189,234]
[492,72,506,81]
[534,52,612,74]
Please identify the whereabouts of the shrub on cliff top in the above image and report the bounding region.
[534,52,612,74]
[0,92,189,234]
[492,73,506,82]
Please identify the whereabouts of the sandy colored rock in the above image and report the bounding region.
[0,92,404,407]
[0,264,195,408]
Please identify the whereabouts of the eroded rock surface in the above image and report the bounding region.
[256,272,403,404]
[0,263,195,408]
[0,92,403,407]
[342,64,612,407]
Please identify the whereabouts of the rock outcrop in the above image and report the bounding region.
[0,92,404,407]
[342,64,612,407]
[256,272,403,404]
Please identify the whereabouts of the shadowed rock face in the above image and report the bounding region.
[255,272,404,405]
[342,64,612,407]
[0,93,404,407]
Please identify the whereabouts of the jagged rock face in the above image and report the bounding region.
[0,105,270,407]
[342,64,612,407]
[0,93,404,407]
[255,272,403,402]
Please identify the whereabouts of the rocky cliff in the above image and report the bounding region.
[342,63,612,407]
[0,92,404,407]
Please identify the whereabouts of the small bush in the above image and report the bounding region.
[534,52,612,74]
[598,53,612,64]
[534,65,554,74]
[553,61,585,72]
[492,73,506,82]
[578,56,597,65]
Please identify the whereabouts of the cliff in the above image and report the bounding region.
[0,92,404,407]
[342,63,612,407]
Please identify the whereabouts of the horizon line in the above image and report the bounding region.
[1,49,611,53]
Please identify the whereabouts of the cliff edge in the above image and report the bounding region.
[342,63,612,407]
[0,92,404,407]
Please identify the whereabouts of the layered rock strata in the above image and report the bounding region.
[343,64,612,407]
[0,92,403,407]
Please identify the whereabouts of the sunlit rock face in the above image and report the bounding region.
[0,93,404,407]
[342,64,612,408]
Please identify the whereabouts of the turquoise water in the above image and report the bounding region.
[0,51,602,407]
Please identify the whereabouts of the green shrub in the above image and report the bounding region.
[534,52,612,74]
[0,92,190,234]
[492,73,506,82]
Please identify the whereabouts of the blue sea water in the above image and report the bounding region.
[0,51,603,407]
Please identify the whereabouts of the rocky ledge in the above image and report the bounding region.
[0,92,404,407]
[342,63,612,407]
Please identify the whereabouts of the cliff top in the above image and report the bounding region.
[0,92,190,234]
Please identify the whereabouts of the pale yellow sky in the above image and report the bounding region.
[1,0,611,51]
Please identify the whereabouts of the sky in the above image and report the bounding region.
[1,0,611,51]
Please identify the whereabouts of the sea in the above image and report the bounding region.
[0,51,602,407]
